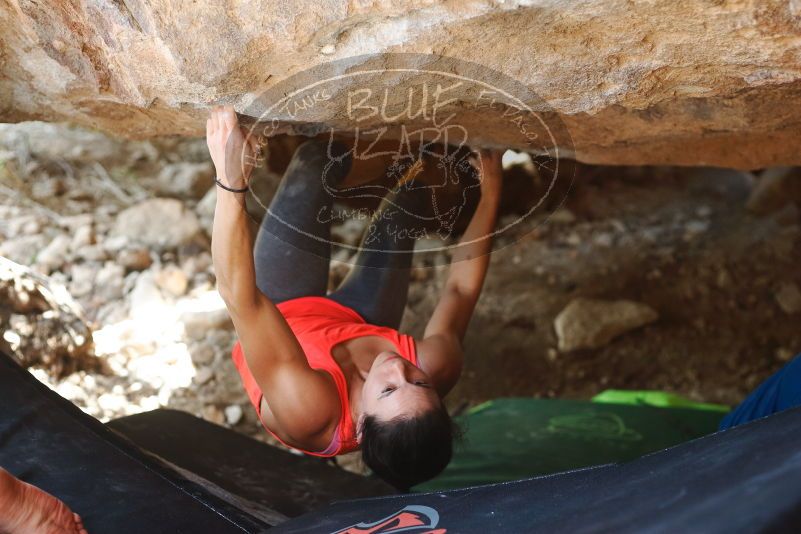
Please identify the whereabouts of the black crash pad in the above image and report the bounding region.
[5,346,801,533]
[107,409,393,518]
[0,350,274,532]
[273,405,801,533]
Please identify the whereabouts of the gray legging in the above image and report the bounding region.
[253,139,429,329]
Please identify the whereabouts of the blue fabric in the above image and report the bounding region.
[719,353,801,430]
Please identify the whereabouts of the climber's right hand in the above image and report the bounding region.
[206,105,263,189]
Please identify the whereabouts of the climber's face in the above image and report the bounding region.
[360,351,439,421]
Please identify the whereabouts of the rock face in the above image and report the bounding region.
[2,1,801,169]
[554,298,659,352]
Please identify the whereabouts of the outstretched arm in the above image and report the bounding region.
[208,106,337,441]
[417,149,503,394]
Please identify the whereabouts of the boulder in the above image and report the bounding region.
[554,297,659,352]
[2,1,801,168]
[111,199,201,249]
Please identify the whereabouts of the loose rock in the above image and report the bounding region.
[69,263,99,298]
[746,168,801,215]
[95,262,126,301]
[154,264,189,296]
[36,234,71,271]
[554,298,659,352]
[156,162,214,199]
[202,405,225,425]
[70,225,95,252]
[225,404,243,426]
[0,235,48,265]
[128,270,166,323]
[76,245,108,263]
[117,247,153,271]
[194,366,214,385]
[180,308,234,341]
[189,344,215,366]
[111,198,202,249]
[549,209,576,224]
[683,220,710,240]
[775,283,801,315]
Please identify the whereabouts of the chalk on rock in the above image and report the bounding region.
[554,297,659,352]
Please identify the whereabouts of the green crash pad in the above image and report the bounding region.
[591,389,730,412]
[415,396,728,492]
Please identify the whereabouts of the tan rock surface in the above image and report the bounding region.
[554,298,659,352]
[2,0,800,168]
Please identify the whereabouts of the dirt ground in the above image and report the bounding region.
[1,122,799,470]
[406,166,801,411]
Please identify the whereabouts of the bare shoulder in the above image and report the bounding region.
[415,333,464,396]
[261,366,342,448]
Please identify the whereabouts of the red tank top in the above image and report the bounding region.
[231,296,419,457]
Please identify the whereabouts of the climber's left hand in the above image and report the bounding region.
[469,149,503,203]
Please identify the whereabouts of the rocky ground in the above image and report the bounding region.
[0,122,799,474]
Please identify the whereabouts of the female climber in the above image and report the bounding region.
[206,106,501,488]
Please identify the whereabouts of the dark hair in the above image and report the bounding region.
[361,405,458,491]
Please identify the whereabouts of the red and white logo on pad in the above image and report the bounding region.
[331,505,446,534]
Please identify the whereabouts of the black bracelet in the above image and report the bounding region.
[215,177,249,193]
